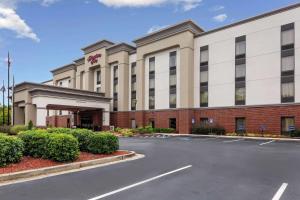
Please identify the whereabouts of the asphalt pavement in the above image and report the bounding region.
[0,136,299,200]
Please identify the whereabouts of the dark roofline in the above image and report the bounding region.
[133,20,204,44]
[81,39,114,52]
[41,79,53,84]
[14,82,110,100]
[50,63,76,74]
[106,42,136,55]
[196,2,300,37]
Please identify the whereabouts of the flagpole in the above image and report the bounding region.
[7,52,10,126]
[2,81,5,126]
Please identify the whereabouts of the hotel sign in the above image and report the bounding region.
[88,54,101,65]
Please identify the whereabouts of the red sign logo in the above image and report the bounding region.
[88,54,101,65]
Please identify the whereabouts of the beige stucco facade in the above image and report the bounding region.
[13,3,300,134]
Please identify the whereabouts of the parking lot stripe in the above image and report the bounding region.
[87,165,192,200]
[259,140,275,146]
[223,139,244,143]
[272,183,288,200]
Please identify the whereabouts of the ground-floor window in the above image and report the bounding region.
[149,119,155,128]
[169,118,177,129]
[131,119,136,129]
[200,118,209,125]
[235,118,246,133]
[281,117,295,134]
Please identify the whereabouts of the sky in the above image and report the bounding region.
[0,0,299,89]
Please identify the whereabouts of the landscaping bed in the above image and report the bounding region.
[0,150,128,175]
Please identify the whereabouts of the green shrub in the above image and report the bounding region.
[10,125,28,135]
[88,132,119,154]
[47,134,79,162]
[291,129,300,137]
[18,130,49,158]
[0,126,10,135]
[28,120,34,130]
[69,129,94,151]
[0,134,24,167]
[136,125,155,134]
[154,128,175,133]
[47,128,73,134]
[119,129,134,137]
[192,124,225,135]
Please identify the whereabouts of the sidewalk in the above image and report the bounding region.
[156,133,300,142]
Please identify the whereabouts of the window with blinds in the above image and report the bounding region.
[235,35,246,105]
[281,23,295,103]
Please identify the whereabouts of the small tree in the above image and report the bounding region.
[28,120,33,130]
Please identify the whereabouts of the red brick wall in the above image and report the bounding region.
[46,115,71,128]
[110,104,300,135]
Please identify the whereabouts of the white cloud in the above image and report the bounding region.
[98,0,202,11]
[0,0,59,42]
[0,7,40,42]
[41,0,60,7]
[211,5,224,12]
[213,13,227,22]
[147,24,169,34]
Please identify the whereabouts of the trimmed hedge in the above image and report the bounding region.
[18,130,49,158]
[0,134,24,167]
[19,130,79,162]
[10,125,28,135]
[154,128,175,133]
[47,128,73,134]
[192,124,226,135]
[88,132,119,154]
[69,129,94,152]
[47,134,79,162]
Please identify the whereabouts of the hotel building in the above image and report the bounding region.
[14,3,300,134]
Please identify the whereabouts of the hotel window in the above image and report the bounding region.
[169,51,177,108]
[96,87,101,93]
[281,117,295,134]
[96,70,101,85]
[80,71,84,90]
[169,118,177,129]
[236,118,246,133]
[235,36,246,105]
[113,65,118,111]
[200,46,209,107]
[281,23,295,103]
[200,118,209,125]
[131,62,137,111]
[149,57,155,110]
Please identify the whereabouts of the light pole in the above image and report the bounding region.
[7,52,11,126]
[0,81,5,126]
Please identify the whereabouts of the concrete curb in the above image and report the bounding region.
[157,133,300,142]
[0,151,136,183]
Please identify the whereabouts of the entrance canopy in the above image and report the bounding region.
[14,82,111,128]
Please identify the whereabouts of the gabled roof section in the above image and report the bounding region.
[106,43,136,55]
[196,2,300,37]
[74,57,85,66]
[51,63,76,75]
[134,20,204,47]
[81,39,114,54]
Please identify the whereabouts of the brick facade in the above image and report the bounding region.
[110,104,300,134]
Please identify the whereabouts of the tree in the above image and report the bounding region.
[0,106,11,126]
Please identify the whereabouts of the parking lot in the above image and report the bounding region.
[0,136,299,200]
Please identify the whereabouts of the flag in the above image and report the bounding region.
[0,85,5,93]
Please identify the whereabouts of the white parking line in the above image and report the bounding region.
[87,165,192,200]
[223,139,244,143]
[259,140,275,146]
[272,183,288,200]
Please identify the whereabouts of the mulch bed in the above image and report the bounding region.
[0,150,129,175]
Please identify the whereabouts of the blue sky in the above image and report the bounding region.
[0,0,299,87]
